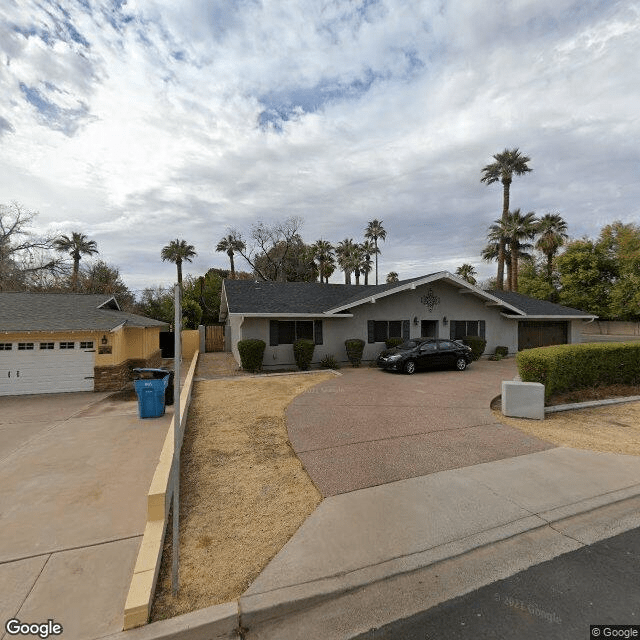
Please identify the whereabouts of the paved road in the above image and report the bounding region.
[287,359,554,496]
[352,526,640,640]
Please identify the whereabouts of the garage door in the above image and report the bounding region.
[518,321,568,350]
[0,340,95,396]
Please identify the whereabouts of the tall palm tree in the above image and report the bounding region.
[161,239,197,287]
[455,263,477,285]
[482,226,512,290]
[481,148,532,290]
[335,238,356,284]
[361,239,377,285]
[386,271,399,283]
[54,231,99,291]
[216,234,246,278]
[535,213,568,280]
[504,209,537,292]
[311,239,335,283]
[364,219,387,285]
[351,244,369,286]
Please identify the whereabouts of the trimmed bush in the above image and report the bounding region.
[237,338,266,372]
[495,345,509,357]
[293,338,315,371]
[517,342,640,400]
[320,354,340,369]
[460,335,487,361]
[345,338,366,367]
[385,337,404,349]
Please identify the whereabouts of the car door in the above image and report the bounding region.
[436,340,457,368]
[417,341,438,369]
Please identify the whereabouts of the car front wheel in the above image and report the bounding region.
[455,357,467,371]
[404,360,416,375]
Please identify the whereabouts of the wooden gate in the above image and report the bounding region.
[205,325,225,352]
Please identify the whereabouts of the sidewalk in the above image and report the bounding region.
[240,447,640,638]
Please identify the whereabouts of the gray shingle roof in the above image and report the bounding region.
[486,290,594,317]
[223,276,429,315]
[0,293,168,332]
[223,276,595,318]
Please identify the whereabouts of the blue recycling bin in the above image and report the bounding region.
[134,374,169,419]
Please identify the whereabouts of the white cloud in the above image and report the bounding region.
[0,0,638,291]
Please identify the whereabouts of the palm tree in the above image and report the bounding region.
[311,239,335,283]
[482,226,512,290]
[350,244,370,286]
[504,209,537,292]
[386,271,399,283]
[455,264,477,285]
[216,234,246,278]
[481,148,532,290]
[535,213,568,280]
[54,231,99,291]
[361,239,377,285]
[364,219,387,285]
[161,239,197,287]
[335,238,357,284]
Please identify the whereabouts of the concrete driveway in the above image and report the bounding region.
[287,358,555,496]
[0,391,172,640]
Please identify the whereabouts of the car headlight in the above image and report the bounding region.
[386,354,402,361]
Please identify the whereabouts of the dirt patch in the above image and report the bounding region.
[547,383,640,406]
[150,371,334,621]
[493,391,640,457]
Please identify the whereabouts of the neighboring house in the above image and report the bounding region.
[0,293,167,396]
[219,272,597,368]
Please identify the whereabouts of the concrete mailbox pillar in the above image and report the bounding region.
[502,381,545,420]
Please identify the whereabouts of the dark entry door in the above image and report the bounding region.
[159,331,175,358]
[421,320,438,338]
[518,321,568,350]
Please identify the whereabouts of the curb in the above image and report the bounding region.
[546,395,640,413]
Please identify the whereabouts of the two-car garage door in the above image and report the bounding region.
[0,340,95,396]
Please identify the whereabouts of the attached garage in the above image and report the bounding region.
[0,340,95,396]
[0,293,168,397]
[518,321,569,350]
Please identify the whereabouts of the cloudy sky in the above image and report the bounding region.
[1,0,638,292]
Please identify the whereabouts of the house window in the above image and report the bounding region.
[80,341,94,349]
[0,343,12,350]
[368,320,408,343]
[18,343,34,350]
[450,320,486,340]
[40,343,55,350]
[270,320,322,346]
[59,342,75,349]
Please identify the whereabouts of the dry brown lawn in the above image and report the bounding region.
[494,385,640,456]
[150,371,334,621]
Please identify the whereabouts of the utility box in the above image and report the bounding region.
[502,381,545,420]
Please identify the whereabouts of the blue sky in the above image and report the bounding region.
[1,0,639,291]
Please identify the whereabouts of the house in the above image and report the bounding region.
[0,293,167,396]
[219,272,597,368]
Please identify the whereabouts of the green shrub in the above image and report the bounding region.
[517,342,640,400]
[293,338,315,370]
[319,354,340,369]
[385,337,404,349]
[489,353,504,361]
[460,335,487,361]
[495,345,509,357]
[237,338,266,372]
[345,338,366,367]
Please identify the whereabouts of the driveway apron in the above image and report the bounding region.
[287,359,554,496]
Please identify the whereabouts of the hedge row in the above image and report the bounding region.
[516,342,640,399]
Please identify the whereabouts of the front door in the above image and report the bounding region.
[421,320,438,339]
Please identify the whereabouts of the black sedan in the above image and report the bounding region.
[376,338,474,374]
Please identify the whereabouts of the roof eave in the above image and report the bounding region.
[501,314,599,320]
[228,312,354,318]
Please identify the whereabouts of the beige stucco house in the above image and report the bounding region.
[220,272,597,369]
[0,293,167,396]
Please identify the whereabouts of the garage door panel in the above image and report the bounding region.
[0,344,95,396]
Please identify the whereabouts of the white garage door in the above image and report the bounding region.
[0,340,95,396]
